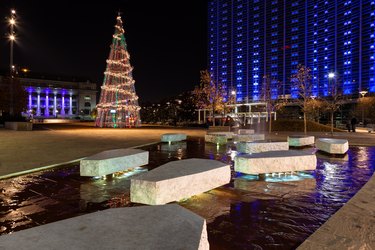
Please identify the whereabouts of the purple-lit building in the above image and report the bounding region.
[1,74,97,119]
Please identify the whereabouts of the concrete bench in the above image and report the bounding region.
[161,133,187,142]
[234,150,317,174]
[288,135,315,147]
[233,133,265,142]
[0,204,209,250]
[205,134,228,145]
[131,158,231,205]
[236,141,289,154]
[238,129,255,135]
[206,131,234,139]
[316,138,349,154]
[80,148,149,176]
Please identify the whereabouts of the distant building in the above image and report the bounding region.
[0,72,97,119]
[208,0,375,101]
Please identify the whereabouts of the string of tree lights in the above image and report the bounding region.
[95,14,141,128]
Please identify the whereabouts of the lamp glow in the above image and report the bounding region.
[328,72,335,79]
[359,90,368,97]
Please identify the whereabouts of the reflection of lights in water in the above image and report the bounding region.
[227,148,238,160]
[93,167,148,180]
[298,172,315,178]
[238,172,314,183]
[238,175,259,181]
[176,148,183,160]
[357,147,369,162]
[230,151,237,160]
[322,161,339,179]
[265,173,313,182]
[323,161,339,171]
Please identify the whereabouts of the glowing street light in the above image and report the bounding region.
[8,9,17,76]
[359,90,368,125]
[328,72,335,79]
[231,90,237,114]
[359,90,368,98]
[8,9,17,116]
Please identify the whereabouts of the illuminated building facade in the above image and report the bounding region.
[208,0,375,101]
[0,74,97,119]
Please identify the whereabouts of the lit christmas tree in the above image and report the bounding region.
[96,14,141,128]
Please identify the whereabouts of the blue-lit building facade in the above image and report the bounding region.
[208,0,375,102]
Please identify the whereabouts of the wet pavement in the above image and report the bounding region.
[0,138,374,249]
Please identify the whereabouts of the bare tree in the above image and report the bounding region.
[321,77,346,135]
[261,75,286,133]
[356,96,375,126]
[290,65,314,134]
[193,70,226,127]
[304,98,324,122]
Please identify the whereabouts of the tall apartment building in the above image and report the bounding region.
[208,0,375,102]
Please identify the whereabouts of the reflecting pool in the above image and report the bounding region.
[0,138,374,249]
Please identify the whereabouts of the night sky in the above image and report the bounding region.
[0,0,208,102]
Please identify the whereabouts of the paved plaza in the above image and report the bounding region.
[0,124,205,177]
[1,123,375,178]
[0,122,375,248]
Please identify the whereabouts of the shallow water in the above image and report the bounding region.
[0,138,374,249]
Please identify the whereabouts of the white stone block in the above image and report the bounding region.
[238,129,255,135]
[80,148,149,177]
[234,150,317,174]
[131,158,231,205]
[233,133,265,142]
[161,133,187,142]
[206,131,234,139]
[236,141,289,153]
[205,134,227,145]
[0,204,209,250]
[316,138,349,154]
[288,135,315,147]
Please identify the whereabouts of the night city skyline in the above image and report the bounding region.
[0,0,208,102]
[209,0,375,102]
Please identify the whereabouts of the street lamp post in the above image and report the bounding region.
[9,9,16,76]
[8,9,16,116]
[359,90,368,126]
[231,90,237,114]
[328,72,335,94]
